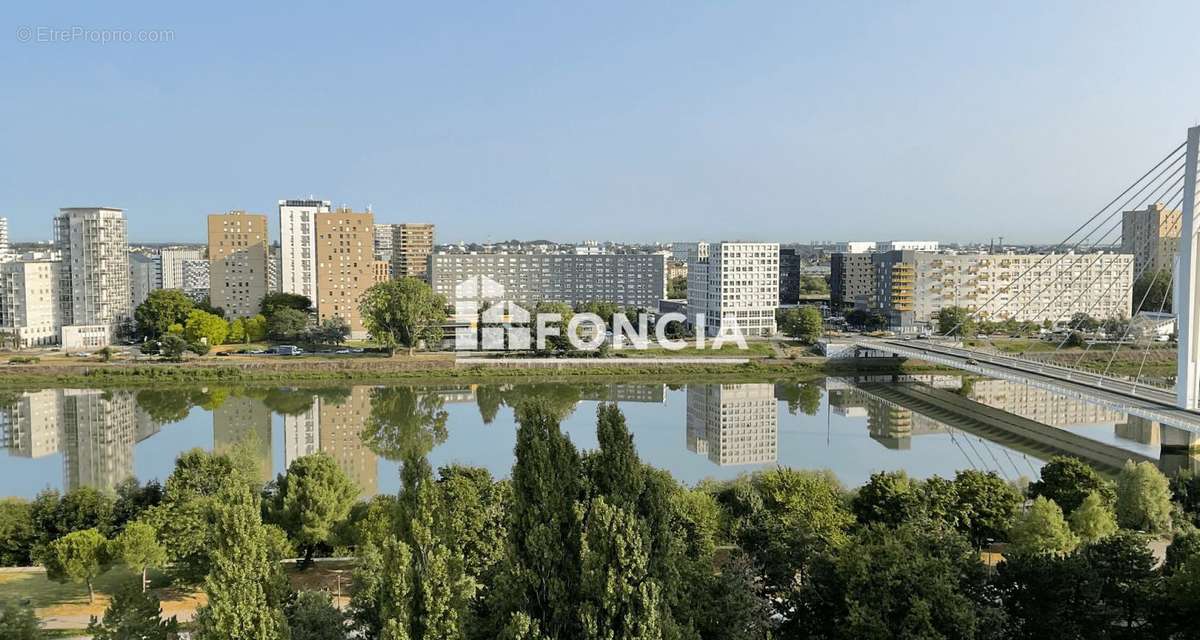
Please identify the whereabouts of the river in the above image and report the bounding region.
[0,374,1188,499]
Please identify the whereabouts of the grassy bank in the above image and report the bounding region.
[0,354,945,388]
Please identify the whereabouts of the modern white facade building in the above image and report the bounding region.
[159,247,204,289]
[0,259,63,348]
[687,241,779,337]
[686,383,778,465]
[54,207,132,345]
[0,217,9,257]
[279,199,331,301]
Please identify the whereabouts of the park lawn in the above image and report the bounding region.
[3,560,358,628]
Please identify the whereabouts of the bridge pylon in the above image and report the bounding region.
[1176,125,1200,410]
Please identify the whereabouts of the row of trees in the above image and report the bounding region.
[134,290,354,359]
[6,387,1200,638]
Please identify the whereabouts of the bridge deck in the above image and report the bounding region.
[855,338,1200,433]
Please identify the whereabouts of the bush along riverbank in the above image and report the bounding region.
[0,353,942,388]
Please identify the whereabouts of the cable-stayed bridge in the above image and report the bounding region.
[841,125,1200,449]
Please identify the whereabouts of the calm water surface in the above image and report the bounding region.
[0,375,1182,499]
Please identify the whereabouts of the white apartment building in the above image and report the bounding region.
[0,217,9,257]
[0,260,63,348]
[181,259,210,301]
[430,252,666,309]
[686,383,778,466]
[54,207,132,345]
[872,250,1133,330]
[279,199,331,301]
[159,247,204,289]
[687,241,779,338]
[374,223,396,262]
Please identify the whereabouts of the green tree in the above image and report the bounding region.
[1068,311,1099,332]
[589,403,645,509]
[1171,468,1200,526]
[0,600,42,640]
[183,309,229,347]
[737,468,854,616]
[1068,491,1118,544]
[1027,455,1115,515]
[193,485,289,640]
[1165,529,1200,574]
[227,317,247,343]
[43,529,110,604]
[1008,496,1078,556]
[851,470,923,528]
[268,307,309,341]
[952,469,1022,547]
[1080,532,1160,634]
[502,399,584,637]
[667,275,687,299]
[799,274,830,295]
[312,317,351,345]
[1115,460,1173,533]
[86,584,179,640]
[135,289,195,338]
[1133,269,1173,314]
[936,306,976,337]
[268,452,359,568]
[996,550,1095,639]
[781,306,823,343]
[244,314,269,341]
[0,498,36,566]
[141,448,257,584]
[576,301,620,327]
[261,292,314,316]
[577,497,662,640]
[795,521,997,639]
[358,277,448,354]
[286,590,345,640]
[159,334,187,362]
[108,521,167,591]
[533,301,574,352]
[436,465,508,583]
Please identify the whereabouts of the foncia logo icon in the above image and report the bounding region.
[452,274,748,354]
[454,275,530,351]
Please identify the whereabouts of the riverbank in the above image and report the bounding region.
[0,352,953,388]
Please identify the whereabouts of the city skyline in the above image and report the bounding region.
[3,3,1200,245]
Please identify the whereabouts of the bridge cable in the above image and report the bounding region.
[1044,182,1188,356]
[970,155,1185,330]
[939,143,1186,337]
[945,143,1190,333]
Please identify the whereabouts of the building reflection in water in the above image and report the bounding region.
[686,384,778,465]
[281,388,379,497]
[1,389,151,492]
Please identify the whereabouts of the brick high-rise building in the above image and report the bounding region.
[315,208,375,338]
[390,223,434,280]
[207,211,269,318]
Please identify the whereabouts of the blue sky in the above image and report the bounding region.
[2,1,1199,244]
